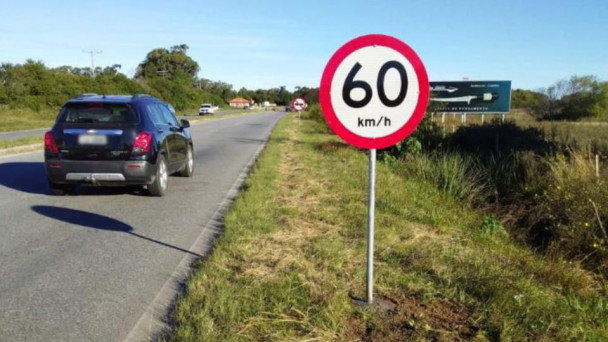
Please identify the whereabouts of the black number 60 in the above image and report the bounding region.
[342,61,408,108]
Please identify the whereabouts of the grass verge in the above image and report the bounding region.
[0,136,42,151]
[0,107,57,132]
[171,112,607,341]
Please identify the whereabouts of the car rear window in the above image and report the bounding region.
[59,103,138,124]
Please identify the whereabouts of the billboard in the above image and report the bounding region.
[429,80,511,113]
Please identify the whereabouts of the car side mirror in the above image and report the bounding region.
[180,119,190,128]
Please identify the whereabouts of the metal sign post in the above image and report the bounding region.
[366,148,376,302]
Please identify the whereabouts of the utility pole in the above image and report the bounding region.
[82,49,102,76]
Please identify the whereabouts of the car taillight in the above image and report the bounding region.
[44,131,58,153]
[131,131,152,154]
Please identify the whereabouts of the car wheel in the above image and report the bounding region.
[48,180,75,195]
[178,146,194,177]
[148,155,168,196]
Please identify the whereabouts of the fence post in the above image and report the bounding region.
[596,154,600,182]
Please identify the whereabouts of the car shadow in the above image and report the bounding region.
[31,205,202,257]
[0,162,50,195]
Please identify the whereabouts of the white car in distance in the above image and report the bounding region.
[198,103,215,115]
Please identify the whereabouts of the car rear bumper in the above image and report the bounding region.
[45,159,156,185]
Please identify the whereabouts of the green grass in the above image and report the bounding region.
[536,121,608,156]
[0,107,58,132]
[429,109,608,156]
[169,113,608,341]
[0,136,42,150]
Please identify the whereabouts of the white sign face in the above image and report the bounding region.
[330,46,420,138]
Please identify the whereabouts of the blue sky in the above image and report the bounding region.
[1,0,606,91]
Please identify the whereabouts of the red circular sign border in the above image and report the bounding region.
[291,97,307,111]
[319,34,429,149]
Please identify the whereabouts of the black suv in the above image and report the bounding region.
[44,94,194,196]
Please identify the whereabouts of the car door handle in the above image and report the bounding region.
[157,127,164,133]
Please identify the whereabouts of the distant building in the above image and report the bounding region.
[229,97,251,108]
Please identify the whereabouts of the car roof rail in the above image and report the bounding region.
[76,93,98,97]
[132,94,153,99]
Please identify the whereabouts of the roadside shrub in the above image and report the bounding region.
[542,152,608,272]
[305,104,324,123]
[303,104,331,133]
[408,151,487,204]
[384,117,608,274]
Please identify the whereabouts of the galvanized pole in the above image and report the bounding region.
[366,148,376,304]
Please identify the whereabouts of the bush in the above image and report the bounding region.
[542,153,608,271]
[382,117,608,274]
[407,151,487,204]
[306,104,324,123]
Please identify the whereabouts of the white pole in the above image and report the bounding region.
[366,148,376,304]
[441,112,445,124]
[482,113,485,125]
[502,114,505,123]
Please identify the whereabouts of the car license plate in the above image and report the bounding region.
[78,134,107,145]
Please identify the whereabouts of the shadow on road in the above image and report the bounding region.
[0,162,50,195]
[31,205,202,257]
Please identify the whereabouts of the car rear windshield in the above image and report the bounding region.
[201,104,211,108]
[59,103,138,124]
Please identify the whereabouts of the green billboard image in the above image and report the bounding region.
[429,80,512,113]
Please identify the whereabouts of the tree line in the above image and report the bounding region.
[512,75,608,120]
[0,44,320,111]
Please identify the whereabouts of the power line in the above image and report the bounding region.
[82,49,102,76]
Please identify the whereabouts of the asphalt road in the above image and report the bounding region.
[0,128,49,141]
[0,111,284,341]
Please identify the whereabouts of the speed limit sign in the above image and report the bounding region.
[320,34,428,305]
[291,97,307,111]
[320,34,429,149]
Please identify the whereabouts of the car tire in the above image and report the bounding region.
[148,155,168,197]
[48,180,75,195]
[178,146,194,177]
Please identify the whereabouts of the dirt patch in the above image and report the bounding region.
[346,294,480,341]
[238,126,340,292]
